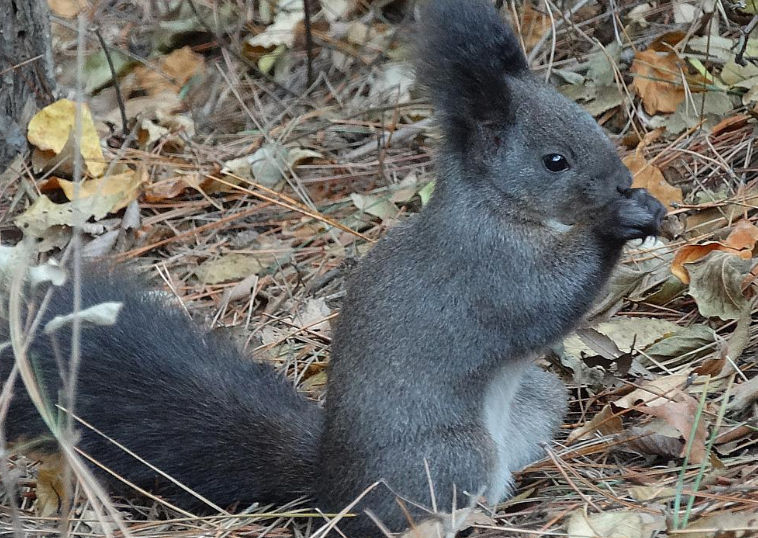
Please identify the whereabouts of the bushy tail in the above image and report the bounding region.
[0,266,323,510]
[414,0,529,143]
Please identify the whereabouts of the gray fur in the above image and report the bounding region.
[1,0,664,535]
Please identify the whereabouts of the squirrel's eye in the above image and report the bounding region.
[543,153,570,173]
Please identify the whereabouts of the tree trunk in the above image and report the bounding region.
[0,0,57,174]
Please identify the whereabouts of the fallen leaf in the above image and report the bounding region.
[43,167,147,214]
[727,375,758,413]
[47,0,87,18]
[631,49,686,114]
[14,195,122,239]
[133,47,205,96]
[671,220,758,284]
[624,152,682,209]
[614,374,689,408]
[681,511,758,538]
[27,99,106,177]
[686,251,751,320]
[399,509,494,538]
[351,193,398,222]
[195,254,265,285]
[566,509,666,538]
[567,404,623,443]
[628,485,676,501]
[622,420,688,460]
[246,1,304,49]
[564,318,682,359]
[639,393,708,463]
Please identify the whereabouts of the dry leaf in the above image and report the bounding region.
[671,220,758,284]
[133,47,205,96]
[639,393,708,463]
[566,509,666,538]
[682,511,758,538]
[35,454,67,517]
[622,421,688,459]
[42,167,147,214]
[47,0,87,18]
[727,375,758,412]
[567,404,623,443]
[514,3,550,51]
[27,99,106,177]
[14,195,122,239]
[624,152,682,209]
[614,374,689,408]
[195,254,266,284]
[631,49,686,114]
[686,251,751,320]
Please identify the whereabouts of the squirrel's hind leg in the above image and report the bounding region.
[484,365,567,503]
[509,367,567,470]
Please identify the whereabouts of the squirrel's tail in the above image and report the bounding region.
[414,0,529,144]
[0,266,323,510]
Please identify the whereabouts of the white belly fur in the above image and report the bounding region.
[482,361,529,504]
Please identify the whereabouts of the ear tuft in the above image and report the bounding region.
[415,0,529,144]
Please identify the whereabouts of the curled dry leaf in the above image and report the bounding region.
[624,152,682,210]
[671,220,758,284]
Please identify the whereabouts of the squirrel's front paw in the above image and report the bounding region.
[606,188,666,242]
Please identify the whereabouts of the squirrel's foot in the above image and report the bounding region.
[605,188,666,242]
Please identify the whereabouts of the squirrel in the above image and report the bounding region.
[0,0,665,535]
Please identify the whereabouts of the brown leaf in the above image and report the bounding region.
[631,49,686,114]
[639,393,708,464]
[614,374,689,408]
[567,404,623,443]
[671,221,756,284]
[671,243,743,284]
[133,47,205,96]
[725,219,758,251]
[624,152,682,210]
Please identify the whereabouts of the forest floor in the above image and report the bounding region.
[1,0,758,537]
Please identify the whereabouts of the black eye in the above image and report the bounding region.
[543,153,570,173]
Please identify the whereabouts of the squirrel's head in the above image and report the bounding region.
[416,0,632,226]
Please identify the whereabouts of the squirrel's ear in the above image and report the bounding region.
[415,0,528,146]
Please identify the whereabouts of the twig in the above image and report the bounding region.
[303,0,315,87]
[93,27,128,135]
[735,14,758,66]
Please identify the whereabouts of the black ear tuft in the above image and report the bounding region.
[415,0,529,145]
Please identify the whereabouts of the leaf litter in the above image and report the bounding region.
[2,1,758,537]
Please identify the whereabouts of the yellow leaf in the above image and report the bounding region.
[27,99,106,177]
[49,167,147,214]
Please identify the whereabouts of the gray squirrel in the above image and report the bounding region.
[0,0,665,535]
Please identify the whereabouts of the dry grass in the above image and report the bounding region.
[1,0,758,536]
